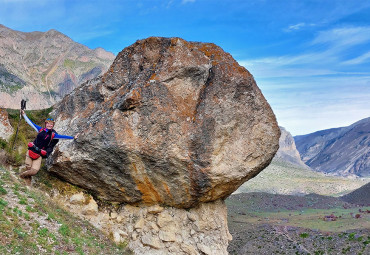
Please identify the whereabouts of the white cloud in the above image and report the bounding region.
[285,23,307,32]
[238,26,370,135]
[239,26,370,79]
[288,23,305,30]
[343,51,370,65]
[276,101,370,136]
[238,53,339,78]
[312,26,370,47]
[256,74,370,135]
[284,22,317,32]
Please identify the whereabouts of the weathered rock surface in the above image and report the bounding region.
[48,37,280,208]
[69,192,86,205]
[0,108,13,141]
[53,191,231,255]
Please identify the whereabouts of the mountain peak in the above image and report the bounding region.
[0,24,115,109]
[45,28,64,36]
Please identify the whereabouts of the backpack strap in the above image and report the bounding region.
[47,131,56,147]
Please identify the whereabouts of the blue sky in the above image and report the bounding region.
[1,0,369,135]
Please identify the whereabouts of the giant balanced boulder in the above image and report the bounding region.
[48,37,280,208]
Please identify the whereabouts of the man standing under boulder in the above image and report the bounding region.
[19,110,78,186]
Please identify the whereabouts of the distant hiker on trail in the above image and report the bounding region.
[19,110,79,186]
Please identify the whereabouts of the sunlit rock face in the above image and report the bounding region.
[0,108,13,141]
[48,37,280,208]
[275,127,309,168]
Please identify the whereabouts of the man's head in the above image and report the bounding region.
[45,118,55,129]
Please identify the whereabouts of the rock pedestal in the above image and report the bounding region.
[54,191,231,255]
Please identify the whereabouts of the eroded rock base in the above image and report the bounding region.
[53,191,231,255]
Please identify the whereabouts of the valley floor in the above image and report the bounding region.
[236,160,370,197]
[226,193,370,255]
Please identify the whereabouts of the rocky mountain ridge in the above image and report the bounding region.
[0,24,115,109]
[294,117,370,177]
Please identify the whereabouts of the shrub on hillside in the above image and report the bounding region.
[0,138,7,150]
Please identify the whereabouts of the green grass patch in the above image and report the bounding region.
[14,227,27,239]
[59,224,71,237]
[300,232,309,238]
[47,212,56,221]
[0,198,8,210]
[18,196,28,205]
[23,212,30,220]
[13,207,23,216]
[63,58,96,71]
[0,185,7,195]
[25,205,36,212]
[38,227,49,237]
[12,183,20,192]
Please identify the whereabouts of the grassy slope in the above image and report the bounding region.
[1,109,132,254]
[0,165,131,255]
[236,159,370,197]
